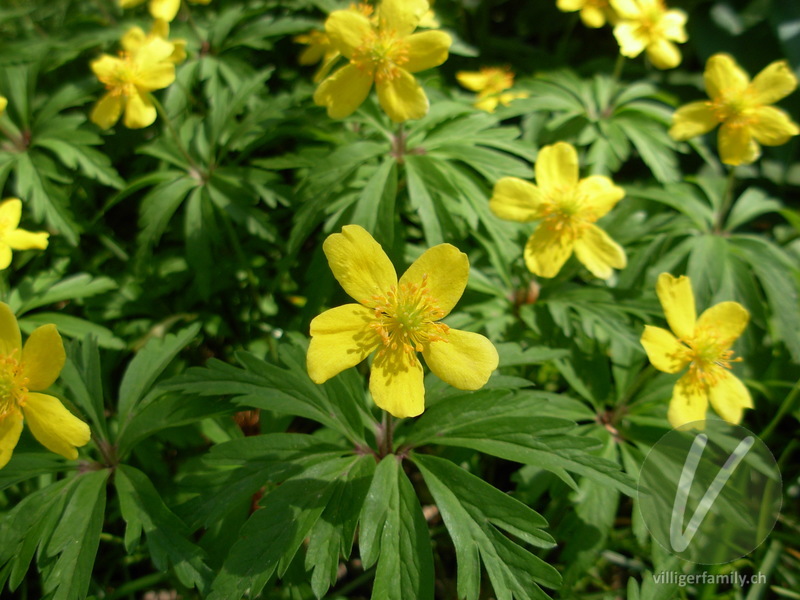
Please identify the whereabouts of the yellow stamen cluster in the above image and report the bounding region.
[0,351,28,418]
[351,27,410,83]
[369,274,450,361]
[677,329,742,386]
[709,91,754,127]
[541,192,596,238]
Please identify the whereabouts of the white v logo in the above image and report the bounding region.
[669,433,755,552]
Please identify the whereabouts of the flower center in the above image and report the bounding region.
[102,53,140,97]
[369,274,449,361]
[0,351,28,422]
[710,91,756,127]
[682,328,741,386]
[351,27,410,83]
[541,189,594,238]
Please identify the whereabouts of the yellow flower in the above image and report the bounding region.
[456,67,529,113]
[556,0,617,28]
[121,19,187,64]
[314,0,452,123]
[0,199,49,270]
[307,225,499,418]
[90,37,177,130]
[294,30,340,83]
[0,303,91,469]
[610,0,687,69]
[641,273,753,429]
[490,142,626,279]
[669,54,800,166]
[119,0,211,22]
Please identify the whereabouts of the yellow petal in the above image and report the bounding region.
[148,0,180,22]
[610,0,639,19]
[325,10,372,58]
[422,329,498,390]
[376,69,429,123]
[90,93,123,130]
[299,43,326,66]
[0,302,21,356]
[399,243,468,318]
[669,101,719,141]
[0,410,23,469]
[490,177,545,223]
[0,198,22,231]
[314,64,374,119]
[151,18,170,39]
[668,373,709,429]
[573,223,626,279]
[90,54,122,84]
[22,324,66,391]
[576,175,624,219]
[0,95,6,117]
[456,70,491,92]
[523,224,575,278]
[614,22,647,58]
[123,92,157,129]
[695,301,749,348]
[121,25,147,52]
[474,96,500,113]
[322,224,397,307]
[751,106,800,146]
[646,39,682,70]
[581,5,606,28]
[404,31,451,73]
[655,273,696,341]
[119,0,146,7]
[0,245,11,270]
[134,37,176,68]
[378,0,429,37]
[708,371,753,424]
[136,62,176,91]
[556,0,584,10]
[661,10,688,42]
[5,229,48,251]
[535,142,579,192]
[313,52,341,83]
[640,325,691,374]
[307,304,380,384]
[750,60,798,105]
[22,393,91,460]
[704,54,749,101]
[718,122,759,166]
[369,350,425,418]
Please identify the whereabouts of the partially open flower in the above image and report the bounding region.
[556,0,617,28]
[456,67,529,113]
[610,0,687,69]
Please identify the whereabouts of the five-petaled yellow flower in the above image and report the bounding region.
[307,225,499,418]
[90,37,177,130]
[119,0,211,22]
[314,0,452,123]
[610,0,687,69]
[122,19,187,65]
[0,198,49,270]
[0,303,91,469]
[456,67,529,113]
[669,53,800,166]
[641,273,753,429]
[557,0,617,29]
[490,142,626,279]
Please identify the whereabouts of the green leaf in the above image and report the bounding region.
[44,469,109,600]
[137,174,198,254]
[360,455,434,600]
[116,465,213,593]
[18,312,124,350]
[0,453,67,490]
[9,272,117,316]
[351,158,398,247]
[208,456,358,600]
[60,336,108,440]
[413,453,560,600]
[117,323,201,423]
[725,187,784,231]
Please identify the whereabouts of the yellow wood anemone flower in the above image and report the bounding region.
[556,0,617,29]
[456,67,529,113]
[122,19,187,65]
[490,142,626,279]
[90,37,177,130]
[119,0,211,22]
[610,0,687,69]
[0,198,49,270]
[669,54,800,166]
[314,0,452,123]
[0,303,91,469]
[307,225,499,419]
[641,273,753,429]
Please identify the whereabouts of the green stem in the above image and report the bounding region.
[612,54,626,81]
[556,14,578,62]
[760,377,800,442]
[379,411,395,457]
[149,93,198,171]
[714,166,737,233]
